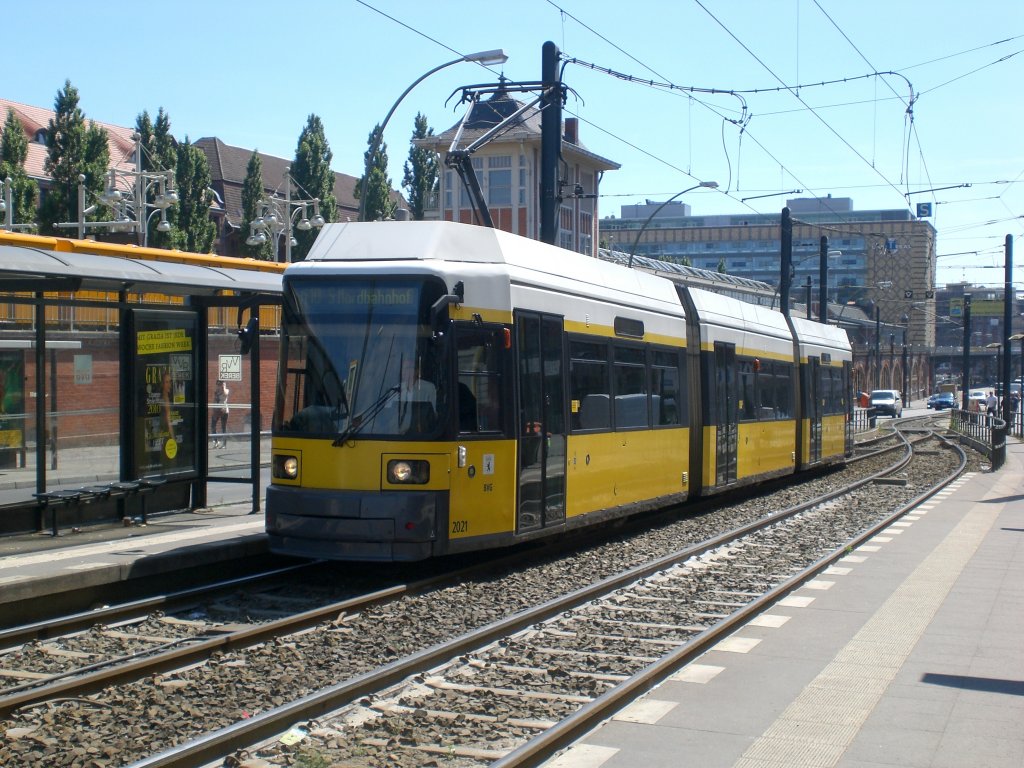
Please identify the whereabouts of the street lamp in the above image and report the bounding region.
[358,48,509,222]
[1010,333,1024,385]
[627,181,719,267]
[0,177,36,232]
[54,133,178,244]
[245,167,325,263]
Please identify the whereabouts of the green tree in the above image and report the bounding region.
[170,138,216,253]
[717,258,727,274]
[240,151,273,260]
[38,80,109,235]
[290,114,336,261]
[355,125,396,222]
[402,113,437,221]
[135,108,178,248]
[0,108,39,229]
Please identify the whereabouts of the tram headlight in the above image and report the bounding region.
[387,459,429,485]
[273,454,299,480]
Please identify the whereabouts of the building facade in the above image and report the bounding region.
[196,137,364,258]
[415,88,619,257]
[601,195,937,350]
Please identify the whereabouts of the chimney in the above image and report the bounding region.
[564,117,578,145]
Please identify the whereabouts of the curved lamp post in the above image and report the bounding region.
[358,48,509,222]
[246,167,325,262]
[627,181,718,267]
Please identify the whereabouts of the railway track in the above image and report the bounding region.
[0,425,970,767]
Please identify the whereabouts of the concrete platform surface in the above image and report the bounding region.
[545,441,1024,768]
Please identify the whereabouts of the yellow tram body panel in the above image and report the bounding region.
[447,439,518,540]
[271,436,520,541]
[802,413,848,461]
[701,425,718,490]
[737,419,797,478]
[565,427,689,517]
[273,437,450,491]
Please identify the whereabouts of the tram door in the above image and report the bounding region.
[714,342,738,485]
[807,357,822,463]
[516,312,566,533]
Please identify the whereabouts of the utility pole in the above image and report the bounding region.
[818,236,829,323]
[962,293,972,411]
[874,306,881,390]
[1002,235,1013,422]
[540,41,562,246]
[779,208,792,318]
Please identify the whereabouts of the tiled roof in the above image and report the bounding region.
[0,97,137,184]
[0,96,403,227]
[419,89,620,171]
[196,137,400,228]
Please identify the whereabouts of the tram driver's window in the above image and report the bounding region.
[456,328,503,434]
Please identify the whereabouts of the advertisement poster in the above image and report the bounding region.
[132,311,197,477]
[0,351,25,467]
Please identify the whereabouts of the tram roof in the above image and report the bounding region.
[0,242,282,296]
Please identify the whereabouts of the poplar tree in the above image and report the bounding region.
[171,138,216,253]
[0,108,38,229]
[240,151,273,260]
[402,113,437,221]
[38,80,109,235]
[355,125,396,222]
[135,108,177,248]
[290,114,336,261]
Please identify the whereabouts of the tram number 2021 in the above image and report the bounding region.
[451,520,469,534]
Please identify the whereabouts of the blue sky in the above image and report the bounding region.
[5,1,1022,288]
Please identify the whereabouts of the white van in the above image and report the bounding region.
[869,389,903,418]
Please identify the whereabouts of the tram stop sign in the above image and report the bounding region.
[219,354,242,381]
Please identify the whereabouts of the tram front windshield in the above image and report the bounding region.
[275,277,447,438]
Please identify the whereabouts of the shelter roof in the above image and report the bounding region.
[0,235,282,296]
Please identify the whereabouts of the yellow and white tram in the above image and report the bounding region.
[266,220,851,561]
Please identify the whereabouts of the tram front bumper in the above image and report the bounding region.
[265,486,447,561]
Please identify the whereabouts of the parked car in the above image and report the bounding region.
[926,392,940,408]
[869,389,903,418]
[930,392,956,411]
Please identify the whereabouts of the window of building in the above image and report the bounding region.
[578,211,593,254]
[488,169,511,206]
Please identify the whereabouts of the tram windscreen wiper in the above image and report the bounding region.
[332,385,399,446]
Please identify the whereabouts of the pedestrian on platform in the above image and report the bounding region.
[211,379,229,447]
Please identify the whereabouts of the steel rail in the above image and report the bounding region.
[127,437,919,768]
[493,432,967,767]
[0,563,316,650]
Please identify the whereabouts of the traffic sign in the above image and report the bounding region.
[218,354,242,381]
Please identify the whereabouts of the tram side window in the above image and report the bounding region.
[650,349,682,426]
[818,366,838,415]
[456,327,504,434]
[570,340,610,431]
[613,346,647,429]
[830,367,845,414]
[775,363,794,418]
[758,361,777,419]
[739,360,756,421]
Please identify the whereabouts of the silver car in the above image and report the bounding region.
[870,389,903,418]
